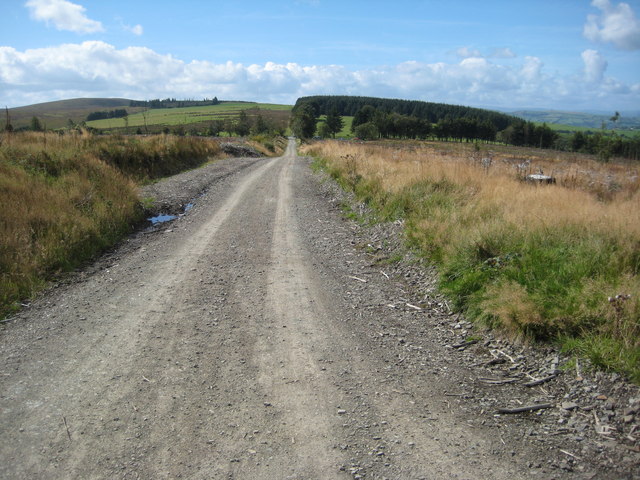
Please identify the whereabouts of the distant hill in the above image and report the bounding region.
[5,98,291,131]
[5,98,142,129]
[508,109,640,131]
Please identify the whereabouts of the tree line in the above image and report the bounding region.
[294,95,517,131]
[128,97,219,109]
[86,109,129,121]
[564,131,640,161]
[167,110,286,138]
[290,95,640,160]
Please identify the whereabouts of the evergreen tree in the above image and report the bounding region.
[325,108,344,138]
[234,110,251,136]
[252,114,269,134]
[317,122,332,139]
[351,105,376,131]
[354,122,379,140]
[290,104,317,139]
[30,116,43,132]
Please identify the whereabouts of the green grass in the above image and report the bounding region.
[316,116,354,138]
[87,102,292,129]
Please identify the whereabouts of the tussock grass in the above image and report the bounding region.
[0,131,223,317]
[303,140,640,382]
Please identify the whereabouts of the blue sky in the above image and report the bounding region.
[1,0,639,112]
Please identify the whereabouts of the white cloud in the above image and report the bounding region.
[456,47,482,58]
[584,0,640,50]
[25,0,104,34]
[455,47,517,60]
[124,24,143,36]
[521,56,543,83]
[0,41,636,111]
[489,47,516,59]
[582,49,608,82]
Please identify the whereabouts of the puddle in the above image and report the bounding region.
[148,213,178,225]
[146,201,196,229]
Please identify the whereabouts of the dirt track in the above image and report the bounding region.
[1,139,637,479]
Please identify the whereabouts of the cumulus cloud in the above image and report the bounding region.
[582,49,608,82]
[25,0,104,34]
[455,47,517,59]
[584,0,640,50]
[0,41,636,110]
[124,24,143,36]
[455,47,482,58]
[489,47,517,59]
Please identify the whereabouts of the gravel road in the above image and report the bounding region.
[1,139,637,479]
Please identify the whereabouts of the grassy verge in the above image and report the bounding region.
[247,134,288,156]
[302,140,640,382]
[0,131,223,317]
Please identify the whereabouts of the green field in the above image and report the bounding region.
[316,116,354,138]
[542,122,640,138]
[86,102,292,129]
[512,109,640,129]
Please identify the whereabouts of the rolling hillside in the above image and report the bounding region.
[5,98,147,130]
[85,102,291,131]
[5,98,292,132]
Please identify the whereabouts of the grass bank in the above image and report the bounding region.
[247,134,289,156]
[302,140,640,382]
[0,131,222,317]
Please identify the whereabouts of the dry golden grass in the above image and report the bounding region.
[0,131,223,317]
[303,141,640,238]
[303,139,640,381]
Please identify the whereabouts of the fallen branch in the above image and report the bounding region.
[452,339,478,349]
[523,374,557,387]
[348,275,367,283]
[497,403,553,414]
[405,303,422,310]
[560,449,581,460]
[495,349,516,363]
[484,358,506,366]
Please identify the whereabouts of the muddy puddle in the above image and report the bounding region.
[146,203,194,228]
